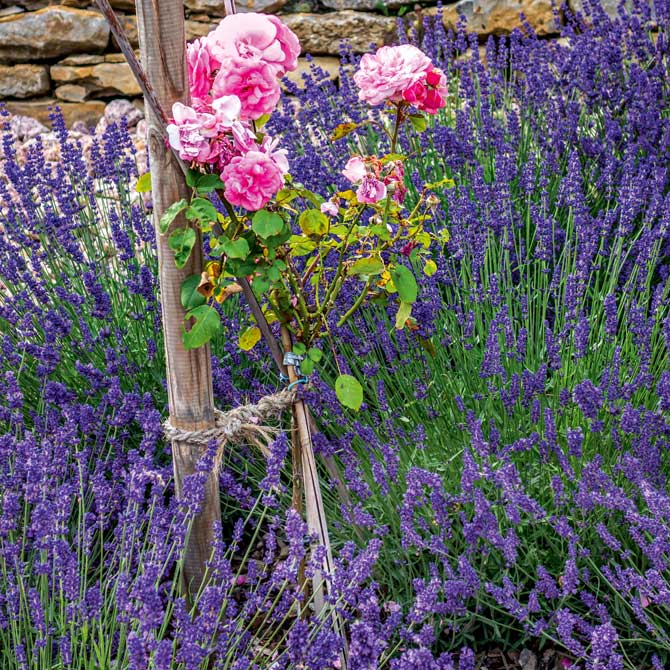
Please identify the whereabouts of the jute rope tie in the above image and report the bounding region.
[162,388,297,469]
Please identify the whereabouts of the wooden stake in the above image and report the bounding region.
[135,0,221,594]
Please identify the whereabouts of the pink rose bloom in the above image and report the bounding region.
[342,156,367,183]
[222,150,284,211]
[267,15,300,74]
[212,57,281,120]
[166,102,220,163]
[356,177,387,204]
[354,45,432,106]
[320,199,339,217]
[402,66,447,114]
[206,13,299,76]
[212,95,242,126]
[187,38,214,105]
[259,133,289,174]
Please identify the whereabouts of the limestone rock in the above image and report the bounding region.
[234,0,287,12]
[321,0,402,10]
[104,98,143,128]
[0,64,50,99]
[282,12,397,55]
[0,6,109,63]
[104,53,131,63]
[186,19,214,41]
[7,114,48,142]
[282,56,340,90]
[55,84,89,102]
[59,54,104,66]
[435,0,558,36]
[4,98,106,128]
[51,62,141,98]
[0,6,24,18]
[185,0,286,14]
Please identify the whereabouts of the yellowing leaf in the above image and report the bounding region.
[395,301,412,329]
[330,122,361,142]
[416,231,431,248]
[423,259,437,276]
[205,260,221,279]
[425,176,456,190]
[135,172,152,193]
[298,209,329,236]
[239,326,261,351]
[337,190,357,201]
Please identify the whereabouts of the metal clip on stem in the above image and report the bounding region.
[283,351,304,377]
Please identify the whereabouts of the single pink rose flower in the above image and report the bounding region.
[356,177,387,204]
[354,44,432,106]
[206,13,300,76]
[222,150,284,211]
[342,156,367,184]
[384,160,407,204]
[212,57,281,120]
[320,199,339,216]
[166,102,220,163]
[402,66,447,114]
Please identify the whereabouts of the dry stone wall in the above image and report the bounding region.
[0,0,644,127]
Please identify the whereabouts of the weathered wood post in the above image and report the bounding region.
[134,0,221,593]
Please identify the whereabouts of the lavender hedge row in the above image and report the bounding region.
[1,1,670,668]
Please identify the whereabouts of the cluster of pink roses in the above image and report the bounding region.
[187,13,299,120]
[167,20,447,215]
[167,13,299,211]
[354,44,448,114]
[336,155,407,206]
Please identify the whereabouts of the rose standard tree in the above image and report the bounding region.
[155,12,453,613]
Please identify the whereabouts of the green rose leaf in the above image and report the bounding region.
[289,235,317,256]
[409,114,427,133]
[292,342,307,356]
[196,173,224,193]
[391,265,418,303]
[301,357,315,376]
[394,300,413,329]
[181,273,207,310]
[159,199,188,234]
[335,374,363,411]
[298,209,329,236]
[183,305,220,350]
[135,172,152,193]
[186,197,218,223]
[185,169,199,187]
[252,210,285,239]
[223,238,250,260]
[350,256,385,276]
[168,227,196,269]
